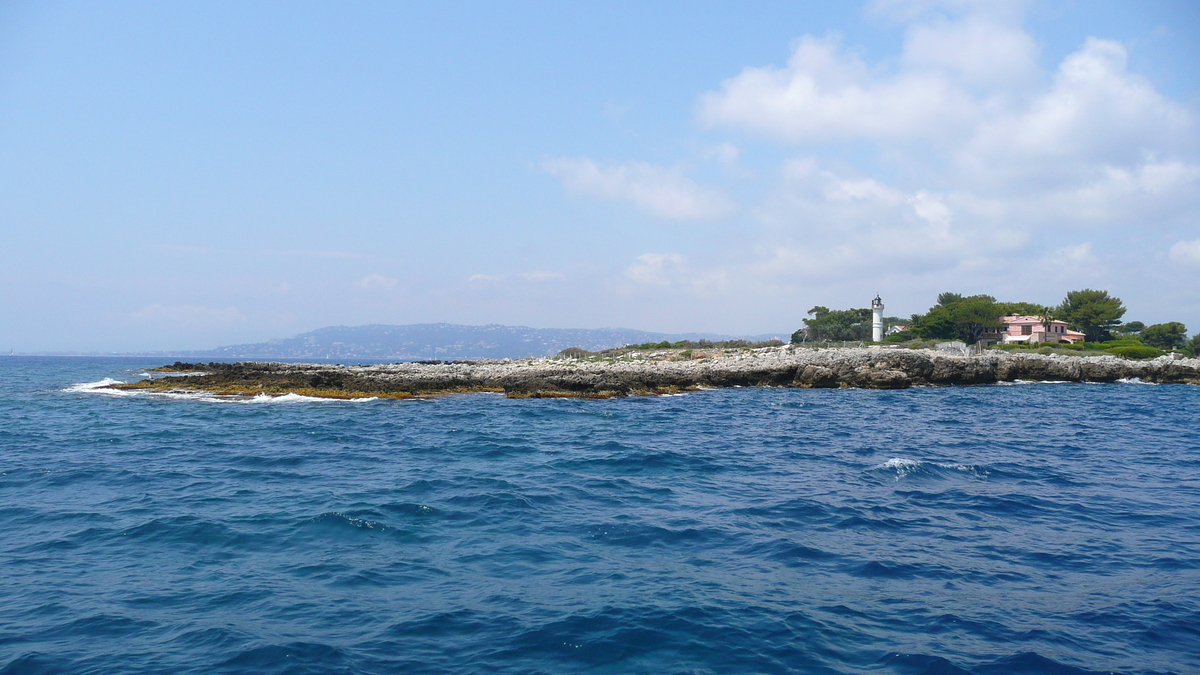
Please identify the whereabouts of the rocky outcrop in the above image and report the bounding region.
[117,348,1200,399]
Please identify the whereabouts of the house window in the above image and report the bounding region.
[1021,325,1033,335]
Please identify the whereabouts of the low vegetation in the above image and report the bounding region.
[991,339,1162,359]
[556,339,783,360]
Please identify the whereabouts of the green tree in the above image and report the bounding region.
[936,292,964,307]
[952,295,1005,343]
[798,306,872,342]
[1183,334,1200,357]
[909,309,955,340]
[1056,289,1126,342]
[997,301,1045,316]
[1120,321,1146,334]
[910,293,1003,344]
[1140,322,1188,349]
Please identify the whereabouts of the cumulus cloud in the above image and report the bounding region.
[543,157,733,220]
[625,253,687,286]
[355,273,397,290]
[1023,159,1200,224]
[752,161,1027,282]
[962,38,1194,186]
[698,34,978,142]
[902,15,1038,87]
[1170,239,1200,267]
[1053,242,1095,264]
[686,1,1198,301]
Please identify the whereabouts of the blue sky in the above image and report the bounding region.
[2,0,1198,351]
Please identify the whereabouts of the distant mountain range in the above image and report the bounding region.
[181,323,787,360]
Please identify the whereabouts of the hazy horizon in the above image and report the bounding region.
[3,1,1198,352]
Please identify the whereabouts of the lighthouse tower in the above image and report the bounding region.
[871,295,885,343]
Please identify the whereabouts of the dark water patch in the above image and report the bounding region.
[214,642,355,675]
[227,454,309,468]
[120,515,247,549]
[43,613,159,640]
[1,652,68,675]
[850,559,958,581]
[739,538,841,568]
[582,522,722,549]
[973,651,1112,675]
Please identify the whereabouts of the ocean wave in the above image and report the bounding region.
[871,457,990,481]
[63,381,379,403]
[63,378,138,396]
[241,392,379,404]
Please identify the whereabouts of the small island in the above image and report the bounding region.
[103,287,1200,400]
[106,344,1200,400]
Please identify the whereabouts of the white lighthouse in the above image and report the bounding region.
[871,295,884,343]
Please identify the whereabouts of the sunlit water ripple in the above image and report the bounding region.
[1,357,1198,674]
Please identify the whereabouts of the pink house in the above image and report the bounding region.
[1000,315,1086,344]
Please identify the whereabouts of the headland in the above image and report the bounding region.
[105,345,1200,400]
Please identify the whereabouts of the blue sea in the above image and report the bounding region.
[2,356,1198,675]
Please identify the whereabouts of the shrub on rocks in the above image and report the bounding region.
[1105,345,1159,360]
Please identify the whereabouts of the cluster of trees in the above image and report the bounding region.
[791,289,1197,352]
[790,306,875,342]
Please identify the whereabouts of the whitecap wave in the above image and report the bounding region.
[241,393,379,404]
[63,378,138,396]
[64,379,380,403]
[155,391,380,404]
[871,457,989,481]
[1117,377,1156,385]
[873,457,922,478]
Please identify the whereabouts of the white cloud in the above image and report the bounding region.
[1027,160,1200,224]
[902,15,1038,87]
[543,157,733,221]
[751,161,1029,282]
[355,273,397,290]
[625,253,687,286]
[691,8,1198,300]
[1170,239,1200,267]
[698,34,978,142]
[963,38,1194,183]
[621,253,729,294]
[1054,242,1095,264]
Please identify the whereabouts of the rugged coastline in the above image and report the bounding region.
[105,346,1200,399]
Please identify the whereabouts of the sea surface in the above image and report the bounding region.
[2,356,1198,675]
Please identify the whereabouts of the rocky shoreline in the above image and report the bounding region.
[106,346,1200,399]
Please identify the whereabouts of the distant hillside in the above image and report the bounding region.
[187,323,787,360]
